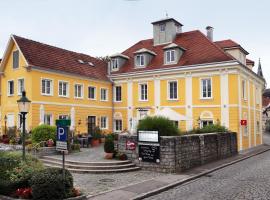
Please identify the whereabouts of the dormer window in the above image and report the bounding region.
[111,59,119,70]
[135,54,145,67]
[166,50,176,64]
[160,23,166,32]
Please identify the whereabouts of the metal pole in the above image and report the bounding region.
[22,113,26,161]
[62,151,65,194]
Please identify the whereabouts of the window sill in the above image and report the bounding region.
[167,99,179,101]
[88,98,97,101]
[200,97,213,100]
[139,100,148,102]
[114,101,122,103]
[41,94,53,96]
[74,97,84,100]
[7,94,14,97]
[100,100,108,102]
[59,95,69,98]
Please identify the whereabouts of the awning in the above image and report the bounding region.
[155,108,190,121]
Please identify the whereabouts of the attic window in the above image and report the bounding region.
[88,62,94,67]
[135,55,145,67]
[111,59,119,70]
[165,50,176,64]
[160,23,166,32]
[78,59,84,64]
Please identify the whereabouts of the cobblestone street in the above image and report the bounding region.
[146,147,270,200]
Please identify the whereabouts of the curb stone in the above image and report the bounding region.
[132,147,270,200]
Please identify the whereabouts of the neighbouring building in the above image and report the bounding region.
[262,88,270,131]
[0,17,265,150]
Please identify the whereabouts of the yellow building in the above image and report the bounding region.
[0,17,265,150]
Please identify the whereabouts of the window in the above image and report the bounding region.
[100,116,108,129]
[168,81,178,100]
[166,50,175,63]
[59,81,68,97]
[41,79,53,95]
[139,83,148,101]
[74,84,83,98]
[59,115,69,120]
[135,55,145,67]
[100,88,108,101]
[256,121,260,134]
[256,87,260,104]
[13,50,19,69]
[201,78,212,99]
[111,59,119,70]
[8,80,14,96]
[115,86,122,102]
[172,121,179,128]
[88,86,96,100]
[160,23,166,32]
[242,80,247,100]
[115,119,122,132]
[200,120,213,128]
[44,114,52,125]
[18,79,24,95]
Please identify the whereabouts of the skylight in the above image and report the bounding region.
[78,59,84,64]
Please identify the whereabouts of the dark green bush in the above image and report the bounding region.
[104,134,114,153]
[0,179,28,195]
[31,124,56,144]
[30,168,73,200]
[137,116,180,136]
[92,126,102,139]
[186,124,228,134]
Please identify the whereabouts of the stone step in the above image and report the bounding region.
[41,156,132,166]
[44,163,141,173]
[40,159,137,170]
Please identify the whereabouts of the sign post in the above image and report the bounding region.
[56,119,71,191]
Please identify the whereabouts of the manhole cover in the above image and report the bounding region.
[99,178,115,183]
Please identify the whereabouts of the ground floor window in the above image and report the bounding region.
[44,114,52,125]
[200,120,213,128]
[172,121,179,128]
[59,115,69,120]
[100,116,108,129]
[115,119,122,132]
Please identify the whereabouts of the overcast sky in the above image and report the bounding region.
[0,0,269,86]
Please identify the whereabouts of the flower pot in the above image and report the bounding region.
[91,139,100,147]
[105,152,114,159]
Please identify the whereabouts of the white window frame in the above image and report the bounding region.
[100,88,108,101]
[7,80,15,96]
[200,120,214,128]
[7,113,15,127]
[100,116,108,129]
[74,83,84,99]
[139,83,148,101]
[135,54,145,67]
[13,50,19,69]
[200,78,212,99]
[114,85,122,102]
[242,80,247,101]
[167,80,178,100]
[44,114,53,125]
[41,78,53,96]
[160,23,166,32]
[165,50,176,64]
[111,59,119,71]
[88,86,96,100]
[58,80,69,97]
[58,114,69,120]
[114,119,123,132]
[17,78,25,96]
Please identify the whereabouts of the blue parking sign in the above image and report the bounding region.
[57,126,68,142]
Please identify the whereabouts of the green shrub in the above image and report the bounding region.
[92,126,102,139]
[31,125,56,144]
[185,124,228,135]
[104,134,114,153]
[0,179,28,195]
[71,143,81,152]
[137,116,180,136]
[30,168,73,200]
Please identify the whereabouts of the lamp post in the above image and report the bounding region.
[17,91,31,161]
[4,115,7,135]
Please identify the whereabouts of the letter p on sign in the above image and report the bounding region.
[57,127,67,141]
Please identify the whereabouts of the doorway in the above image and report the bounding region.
[88,116,96,135]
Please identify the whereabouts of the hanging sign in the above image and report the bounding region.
[240,120,247,126]
[126,140,136,150]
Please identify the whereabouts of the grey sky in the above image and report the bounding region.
[0,0,269,85]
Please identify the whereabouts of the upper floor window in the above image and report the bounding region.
[242,80,247,100]
[115,86,122,102]
[111,59,119,70]
[100,88,108,101]
[41,79,53,95]
[18,78,24,96]
[88,86,96,100]
[100,116,108,129]
[59,81,68,97]
[135,54,145,67]
[168,81,178,100]
[13,50,19,69]
[139,83,148,101]
[74,84,83,98]
[160,23,166,32]
[8,80,14,96]
[201,78,212,99]
[165,50,176,64]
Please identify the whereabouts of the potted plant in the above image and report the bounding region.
[104,134,114,159]
[91,127,101,147]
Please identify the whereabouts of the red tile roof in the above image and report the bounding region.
[13,35,109,81]
[111,31,235,74]
[246,58,255,66]
[214,39,240,49]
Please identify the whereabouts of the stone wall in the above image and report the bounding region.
[118,132,237,173]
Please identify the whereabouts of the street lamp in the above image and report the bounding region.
[17,91,31,161]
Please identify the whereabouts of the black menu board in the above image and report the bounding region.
[139,144,160,163]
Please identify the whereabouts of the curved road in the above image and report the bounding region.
[146,135,270,200]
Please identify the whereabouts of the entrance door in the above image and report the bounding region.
[88,116,96,135]
[7,114,15,127]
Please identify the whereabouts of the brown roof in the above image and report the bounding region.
[13,35,109,81]
[246,58,255,66]
[214,39,249,55]
[112,30,234,74]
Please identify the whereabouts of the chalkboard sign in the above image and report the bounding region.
[139,144,160,163]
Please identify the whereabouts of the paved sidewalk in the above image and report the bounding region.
[87,144,270,200]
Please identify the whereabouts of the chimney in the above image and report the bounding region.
[206,26,214,41]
